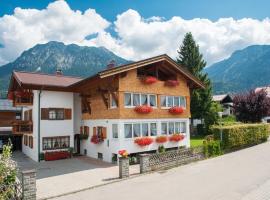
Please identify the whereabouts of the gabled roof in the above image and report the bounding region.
[71,54,205,89]
[213,94,233,102]
[9,71,82,91]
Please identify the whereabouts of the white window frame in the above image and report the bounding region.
[160,95,186,109]
[110,94,117,109]
[160,121,187,135]
[124,92,157,108]
[123,122,158,139]
[112,124,118,139]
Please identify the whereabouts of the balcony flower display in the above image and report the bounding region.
[118,150,129,158]
[7,92,14,100]
[90,135,104,144]
[134,137,154,146]
[44,151,70,161]
[169,134,185,142]
[134,105,153,114]
[165,80,179,87]
[155,135,168,143]
[142,76,157,84]
[169,106,184,114]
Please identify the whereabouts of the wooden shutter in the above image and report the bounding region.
[41,108,49,120]
[29,109,32,121]
[93,127,97,136]
[29,136,33,149]
[64,109,72,120]
[24,110,29,121]
[80,126,83,134]
[84,126,89,135]
[102,127,107,139]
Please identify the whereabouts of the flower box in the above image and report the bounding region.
[155,136,168,143]
[134,137,154,146]
[142,76,157,84]
[7,92,14,100]
[44,151,70,161]
[169,134,185,142]
[169,106,184,114]
[134,105,153,114]
[165,80,179,87]
[90,135,104,144]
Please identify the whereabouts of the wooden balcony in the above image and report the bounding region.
[12,120,33,135]
[14,96,33,107]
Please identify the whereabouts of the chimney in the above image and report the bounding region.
[56,68,63,75]
[107,60,116,69]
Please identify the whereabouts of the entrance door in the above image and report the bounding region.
[13,136,22,151]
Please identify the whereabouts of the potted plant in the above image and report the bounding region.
[155,135,168,143]
[118,150,129,158]
[165,80,179,87]
[134,137,154,146]
[134,105,153,114]
[79,134,89,140]
[169,134,185,142]
[169,106,184,114]
[142,76,157,84]
[158,145,166,153]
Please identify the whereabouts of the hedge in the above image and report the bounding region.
[211,123,270,150]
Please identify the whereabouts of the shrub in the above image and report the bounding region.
[203,140,222,157]
[211,123,269,150]
[158,145,166,153]
[196,124,205,135]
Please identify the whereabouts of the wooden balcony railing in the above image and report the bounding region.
[14,96,33,107]
[12,120,33,134]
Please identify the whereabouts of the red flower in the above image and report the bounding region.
[44,151,70,161]
[143,76,157,84]
[118,150,129,158]
[134,105,153,114]
[165,80,179,87]
[169,106,184,114]
[155,136,168,143]
[134,137,154,146]
[7,92,14,100]
[91,135,104,144]
[169,134,185,142]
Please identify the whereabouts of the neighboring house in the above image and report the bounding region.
[212,94,233,116]
[0,99,22,151]
[255,86,270,123]
[8,54,205,163]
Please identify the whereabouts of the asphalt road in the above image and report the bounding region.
[52,142,270,200]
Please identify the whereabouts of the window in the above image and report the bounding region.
[24,135,28,146]
[112,124,118,138]
[142,123,149,136]
[161,123,167,135]
[124,93,157,108]
[150,123,157,136]
[162,122,187,135]
[124,124,132,138]
[133,123,141,137]
[160,96,186,108]
[98,153,103,160]
[124,93,132,106]
[42,136,70,150]
[110,95,117,108]
[49,108,64,120]
[28,136,33,149]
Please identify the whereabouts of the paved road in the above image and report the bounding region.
[52,142,270,200]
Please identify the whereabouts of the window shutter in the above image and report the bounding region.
[102,127,107,139]
[29,109,32,121]
[64,109,72,120]
[80,126,83,134]
[41,108,49,120]
[93,127,97,136]
[84,126,89,135]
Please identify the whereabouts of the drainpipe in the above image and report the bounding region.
[38,90,42,162]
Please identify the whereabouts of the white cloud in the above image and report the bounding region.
[1,2,270,66]
[0,0,109,64]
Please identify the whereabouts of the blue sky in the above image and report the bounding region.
[1,0,270,20]
[0,0,270,66]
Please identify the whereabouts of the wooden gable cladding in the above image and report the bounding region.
[81,95,91,114]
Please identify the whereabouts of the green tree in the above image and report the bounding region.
[177,32,215,133]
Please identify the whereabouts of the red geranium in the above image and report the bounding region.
[91,135,103,144]
[165,80,179,87]
[169,134,185,142]
[143,76,157,84]
[169,106,184,114]
[134,137,154,146]
[155,136,168,143]
[134,105,153,114]
[118,150,129,158]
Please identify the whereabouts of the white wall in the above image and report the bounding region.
[81,118,190,163]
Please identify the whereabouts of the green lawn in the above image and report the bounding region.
[190,135,204,147]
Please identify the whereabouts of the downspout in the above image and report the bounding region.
[38,90,42,162]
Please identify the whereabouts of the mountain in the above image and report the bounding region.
[205,45,270,94]
[0,41,129,97]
